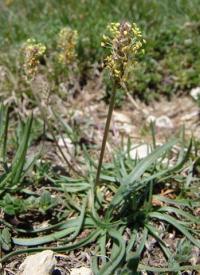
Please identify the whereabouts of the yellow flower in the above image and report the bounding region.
[101,22,145,83]
[23,38,46,76]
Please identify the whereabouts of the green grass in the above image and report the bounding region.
[0,0,200,102]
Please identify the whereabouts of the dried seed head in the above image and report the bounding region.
[101,22,145,84]
[57,27,78,65]
[23,38,46,77]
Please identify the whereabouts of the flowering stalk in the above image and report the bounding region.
[95,22,145,187]
[95,81,117,186]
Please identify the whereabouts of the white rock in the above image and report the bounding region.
[155,116,173,129]
[113,112,135,135]
[57,136,74,161]
[59,82,68,93]
[190,247,200,265]
[117,124,135,135]
[72,110,84,121]
[128,144,152,159]
[113,112,131,124]
[18,250,56,275]
[190,87,200,100]
[70,267,93,275]
[58,136,73,149]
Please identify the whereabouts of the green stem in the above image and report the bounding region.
[95,82,117,188]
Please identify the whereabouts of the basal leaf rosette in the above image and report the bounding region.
[101,22,145,84]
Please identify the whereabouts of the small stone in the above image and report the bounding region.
[72,110,84,122]
[113,112,135,135]
[147,115,173,129]
[18,250,56,275]
[57,136,74,162]
[59,82,68,94]
[117,123,135,135]
[190,87,200,101]
[190,247,200,265]
[155,116,173,129]
[184,38,192,46]
[58,136,73,149]
[70,267,93,275]
[128,144,152,159]
[113,111,131,124]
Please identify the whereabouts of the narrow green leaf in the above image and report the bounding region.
[0,227,12,251]
[138,264,200,272]
[153,195,199,208]
[1,229,101,263]
[145,224,171,259]
[108,139,177,210]
[158,206,200,224]
[62,197,87,243]
[99,229,126,275]
[149,212,200,248]
[13,227,75,246]
[127,228,148,271]
[126,230,137,260]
